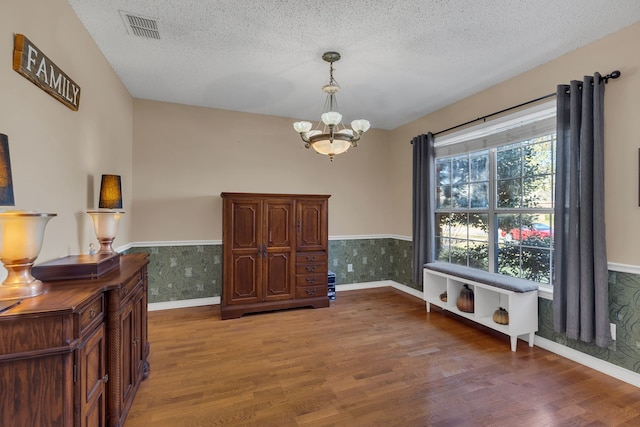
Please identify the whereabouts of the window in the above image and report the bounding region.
[434,102,556,284]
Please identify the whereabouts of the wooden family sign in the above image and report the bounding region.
[13,34,81,111]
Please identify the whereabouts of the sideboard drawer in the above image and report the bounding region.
[121,269,143,301]
[77,293,104,337]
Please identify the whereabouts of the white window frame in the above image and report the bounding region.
[434,100,556,300]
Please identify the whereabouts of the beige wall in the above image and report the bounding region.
[132,100,392,241]
[390,22,640,266]
[0,0,134,265]
[3,0,638,267]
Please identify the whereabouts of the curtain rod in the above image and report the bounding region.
[433,70,621,137]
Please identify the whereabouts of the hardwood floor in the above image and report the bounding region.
[125,288,640,426]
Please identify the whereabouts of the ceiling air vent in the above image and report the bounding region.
[119,11,160,39]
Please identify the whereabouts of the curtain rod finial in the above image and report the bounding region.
[602,70,621,83]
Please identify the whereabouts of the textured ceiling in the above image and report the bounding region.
[66,1,640,130]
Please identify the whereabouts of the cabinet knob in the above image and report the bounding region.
[89,308,96,319]
[306,256,316,262]
[305,288,317,295]
[123,288,129,295]
[103,374,109,383]
[305,277,316,284]
[305,265,317,272]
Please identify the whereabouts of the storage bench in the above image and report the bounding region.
[423,262,539,351]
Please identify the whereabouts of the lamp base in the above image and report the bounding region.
[87,210,124,255]
[0,263,43,300]
[96,237,117,254]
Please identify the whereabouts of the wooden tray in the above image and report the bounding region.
[32,253,120,281]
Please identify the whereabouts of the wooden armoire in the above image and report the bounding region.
[220,193,330,319]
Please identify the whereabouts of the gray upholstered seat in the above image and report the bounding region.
[424,262,539,293]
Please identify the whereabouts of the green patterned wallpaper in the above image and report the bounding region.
[128,238,415,304]
[128,245,222,303]
[328,238,415,290]
[538,270,640,373]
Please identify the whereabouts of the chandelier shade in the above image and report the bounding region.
[293,51,370,161]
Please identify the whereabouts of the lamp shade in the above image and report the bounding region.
[0,134,15,207]
[98,174,122,209]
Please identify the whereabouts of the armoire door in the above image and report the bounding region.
[224,198,263,305]
[263,199,295,301]
[296,199,328,252]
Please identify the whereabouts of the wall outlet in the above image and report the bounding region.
[347,264,353,272]
[610,323,616,340]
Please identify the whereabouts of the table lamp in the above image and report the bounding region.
[87,174,124,254]
[0,133,56,300]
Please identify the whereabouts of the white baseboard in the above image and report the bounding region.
[146,281,639,388]
[148,296,220,312]
[533,335,640,388]
[336,281,423,299]
[335,281,392,291]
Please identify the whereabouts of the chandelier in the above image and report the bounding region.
[293,51,370,161]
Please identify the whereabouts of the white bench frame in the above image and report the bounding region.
[423,268,539,352]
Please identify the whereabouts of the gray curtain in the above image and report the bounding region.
[412,133,435,287]
[553,73,611,348]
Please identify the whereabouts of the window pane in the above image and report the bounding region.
[523,175,553,208]
[468,241,489,270]
[436,237,450,262]
[451,156,469,184]
[437,185,451,208]
[524,139,553,175]
[470,152,489,181]
[469,213,488,241]
[450,213,468,240]
[470,183,488,208]
[521,245,551,283]
[497,144,521,179]
[497,178,521,208]
[449,238,468,266]
[436,213,450,238]
[436,158,451,186]
[497,243,521,278]
[451,184,469,208]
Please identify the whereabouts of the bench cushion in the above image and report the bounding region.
[424,262,539,293]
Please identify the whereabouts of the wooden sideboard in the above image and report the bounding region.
[0,253,150,427]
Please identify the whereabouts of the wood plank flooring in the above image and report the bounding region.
[125,288,640,426]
